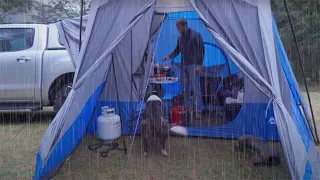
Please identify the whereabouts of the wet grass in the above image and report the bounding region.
[56,136,291,180]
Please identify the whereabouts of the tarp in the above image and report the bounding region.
[35,0,320,179]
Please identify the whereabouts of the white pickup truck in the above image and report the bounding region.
[0,24,75,111]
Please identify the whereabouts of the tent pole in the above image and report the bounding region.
[112,54,127,154]
[79,0,84,51]
[283,0,320,144]
[131,30,133,113]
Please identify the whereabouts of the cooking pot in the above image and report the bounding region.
[154,64,172,74]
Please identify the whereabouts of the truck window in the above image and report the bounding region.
[0,28,35,52]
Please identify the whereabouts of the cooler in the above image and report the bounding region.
[171,107,184,126]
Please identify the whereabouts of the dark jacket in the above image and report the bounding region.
[169,28,204,66]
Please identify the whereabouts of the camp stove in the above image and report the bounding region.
[147,64,178,98]
[149,63,178,84]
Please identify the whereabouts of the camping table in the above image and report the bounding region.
[148,77,179,98]
[148,76,178,84]
[147,63,225,99]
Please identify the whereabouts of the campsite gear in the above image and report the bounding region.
[180,65,204,111]
[200,76,222,105]
[152,90,159,96]
[148,64,177,99]
[154,63,172,74]
[148,70,178,99]
[225,89,244,105]
[144,84,153,102]
[148,76,179,84]
[168,71,176,77]
[145,84,165,99]
[89,106,126,158]
[173,94,184,107]
[217,74,244,105]
[225,104,242,122]
[186,110,202,125]
[235,135,281,166]
[88,140,122,158]
[151,84,164,98]
[154,73,167,78]
[171,107,184,126]
[97,107,122,141]
[222,73,244,90]
[198,63,228,78]
[35,2,320,179]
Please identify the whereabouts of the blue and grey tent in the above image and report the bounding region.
[35,0,320,179]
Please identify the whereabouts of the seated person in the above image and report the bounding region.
[217,73,244,105]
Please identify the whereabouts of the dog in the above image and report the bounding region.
[234,135,281,166]
[140,94,187,156]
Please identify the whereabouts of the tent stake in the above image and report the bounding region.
[283,0,319,145]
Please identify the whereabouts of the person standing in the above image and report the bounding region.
[163,18,204,113]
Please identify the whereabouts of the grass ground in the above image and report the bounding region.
[55,136,291,180]
[0,92,319,180]
[302,92,320,133]
[0,110,53,179]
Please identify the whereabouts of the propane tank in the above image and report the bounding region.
[97,106,122,141]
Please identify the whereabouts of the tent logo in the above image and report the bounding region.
[268,117,276,125]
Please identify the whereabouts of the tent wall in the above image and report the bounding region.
[191,0,271,105]
[56,16,88,67]
[272,17,316,138]
[35,56,110,179]
[99,8,154,102]
[88,13,166,134]
[35,1,156,179]
[189,0,319,179]
[75,0,154,80]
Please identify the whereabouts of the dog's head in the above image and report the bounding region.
[144,89,160,102]
[146,94,162,103]
[145,94,162,117]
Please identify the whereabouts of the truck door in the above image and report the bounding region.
[0,27,37,101]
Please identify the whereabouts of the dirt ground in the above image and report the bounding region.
[0,92,319,180]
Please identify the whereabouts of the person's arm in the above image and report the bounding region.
[168,39,180,59]
[196,33,205,65]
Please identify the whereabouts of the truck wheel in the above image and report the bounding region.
[53,83,72,112]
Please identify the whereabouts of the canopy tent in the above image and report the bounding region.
[56,15,88,67]
[34,0,320,179]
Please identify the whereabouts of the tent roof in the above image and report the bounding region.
[154,0,193,13]
[154,0,258,13]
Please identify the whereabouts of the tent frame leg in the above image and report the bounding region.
[284,0,319,145]
[112,54,128,154]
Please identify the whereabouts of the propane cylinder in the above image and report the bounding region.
[97,106,122,141]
